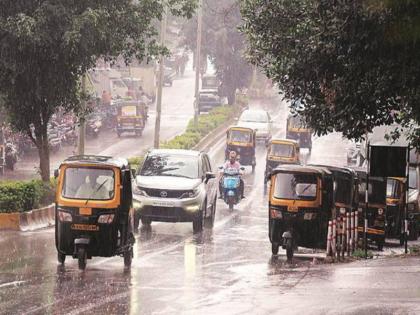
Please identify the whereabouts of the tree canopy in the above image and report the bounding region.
[0,0,195,180]
[182,0,252,104]
[240,0,420,149]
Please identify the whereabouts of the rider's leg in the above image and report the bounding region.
[240,179,245,198]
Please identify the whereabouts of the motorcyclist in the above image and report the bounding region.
[219,151,245,199]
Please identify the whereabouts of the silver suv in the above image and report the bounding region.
[133,149,217,233]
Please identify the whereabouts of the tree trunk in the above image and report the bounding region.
[36,128,50,182]
[227,87,236,105]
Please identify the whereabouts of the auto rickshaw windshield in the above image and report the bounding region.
[387,178,401,199]
[229,130,252,143]
[270,143,294,157]
[274,173,318,201]
[62,167,115,200]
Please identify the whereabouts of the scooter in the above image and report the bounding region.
[219,167,244,210]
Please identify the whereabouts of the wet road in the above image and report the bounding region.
[1,100,419,314]
[4,62,196,180]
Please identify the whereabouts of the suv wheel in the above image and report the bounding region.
[141,217,152,226]
[193,211,203,233]
[204,198,216,228]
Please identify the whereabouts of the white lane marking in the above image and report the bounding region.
[0,280,26,289]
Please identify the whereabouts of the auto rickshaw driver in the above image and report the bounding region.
[75,171,112,200]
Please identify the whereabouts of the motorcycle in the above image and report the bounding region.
[219,167,244,210]
[86,116,103,138]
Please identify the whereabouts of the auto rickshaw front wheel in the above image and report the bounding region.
[77,247,87,270]
[57,252,66,264]
[271,243,279,255]
[124,247,133,268]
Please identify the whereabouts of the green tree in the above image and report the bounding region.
[0,0,195,181]
[182,0,252,104]
[241,0,420,149]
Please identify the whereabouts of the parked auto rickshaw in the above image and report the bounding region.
[286,114,312,152]
[226,126,256,172]
[265,139,300,183]
[55,155,135,270]
[267,165,334,260]
[116,100,147,137]
[354,168,387,250]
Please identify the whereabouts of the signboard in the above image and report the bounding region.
[369,145,408,177]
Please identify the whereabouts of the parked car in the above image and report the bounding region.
[133,149,218,233]
[237,109,273,141]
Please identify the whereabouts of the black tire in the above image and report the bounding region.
[141,217,152,226]
[77,247,87,270]
[124,247,133,268]
[193,211,203,233]
[400,234,405,246]
[204,199,216,228]
[252,164,256,174]
[57,252,66,264]
[377,240,384,251]
[409,224,419,241]
[228,197,234,211]
[271,243,279,255]
[286,247,294,261]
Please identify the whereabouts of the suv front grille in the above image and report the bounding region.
[142,187,189,199]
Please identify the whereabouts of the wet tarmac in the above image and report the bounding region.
[1,100,420,314]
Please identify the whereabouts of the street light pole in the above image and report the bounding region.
[154,7,168,149]
[194,0,203,126]
[78,73,86,155]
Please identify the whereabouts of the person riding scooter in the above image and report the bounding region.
[219,151,245,199]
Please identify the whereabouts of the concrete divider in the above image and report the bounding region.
[0,204,55,231]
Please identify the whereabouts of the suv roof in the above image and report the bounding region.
[147,149,202,157]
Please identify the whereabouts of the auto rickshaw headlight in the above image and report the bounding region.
[98,214,115,224]
[378,208,384,216]
[270,208,282,219]
[339,207,346,214]
[58,211,72,222]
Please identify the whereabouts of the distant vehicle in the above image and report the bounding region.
[286,114,312,152]
[133,149,217,233]
[115,100,147,137]
[265,139,300,183]
[219,166,244,211]
[163,67,176,86]
[225,126,257,173]
[197,74,222,113]
[238,109,273,141]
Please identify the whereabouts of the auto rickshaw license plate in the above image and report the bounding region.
[288,205,299,212]
[71,224,99,231]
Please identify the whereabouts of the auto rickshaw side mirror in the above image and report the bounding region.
[54,169,59,178]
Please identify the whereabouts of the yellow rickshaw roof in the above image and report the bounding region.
[269,139,299,146]
[228,126,254,133]
[60,155,129,169]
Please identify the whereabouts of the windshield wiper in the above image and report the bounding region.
[85,179,109,205]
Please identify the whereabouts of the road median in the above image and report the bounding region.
[0,204,55,231]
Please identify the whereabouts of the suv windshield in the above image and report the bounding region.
[62,167,115,200]
[140,154,198,179]
[274,173,318,200]
[239,111,268,123]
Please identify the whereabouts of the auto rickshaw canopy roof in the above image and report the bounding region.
[270,164,331,177]
[227,126,255,134]
[269,138,299,147]
[61,155,129,170]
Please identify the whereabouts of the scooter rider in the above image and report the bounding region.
[219,151,245,199]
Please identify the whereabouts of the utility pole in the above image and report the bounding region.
[154,6,168,149]
[78,74,87,155]
[194,0,203,126]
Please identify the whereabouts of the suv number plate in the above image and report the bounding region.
[152,201,175,207]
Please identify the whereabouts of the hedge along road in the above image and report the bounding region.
[3,60,197,181]
[1,98,406,315]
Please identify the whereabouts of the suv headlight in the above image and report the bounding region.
[133,186,148,196]
[181,187,200,199]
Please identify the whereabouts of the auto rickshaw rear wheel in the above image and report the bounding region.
[377,239,384,251]
[286,247,294,261]
[57,252,66,264]
[141,217,152,226]
[77,247,87,270]
[124,247,133,268]
[271,243,279,255]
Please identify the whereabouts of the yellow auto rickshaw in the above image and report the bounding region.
[265,139,300,183]
[267,165,334,260]
[286,114,312,152]
[116,100,147,137]
[354,168,387,250]
[226,126,256,172]
[54,155,135,270]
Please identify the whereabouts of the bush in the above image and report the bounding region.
[128,156,145,170]
[0,180,55,213]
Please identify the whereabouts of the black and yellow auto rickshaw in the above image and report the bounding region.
[354,168,387,250]
[286,114,312,152]
[268,165,334,260]
[226,126,256,172]
[386,177,406,242]
[264,139,300,183]
[116,100,147,137]
[55,155,135,270]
